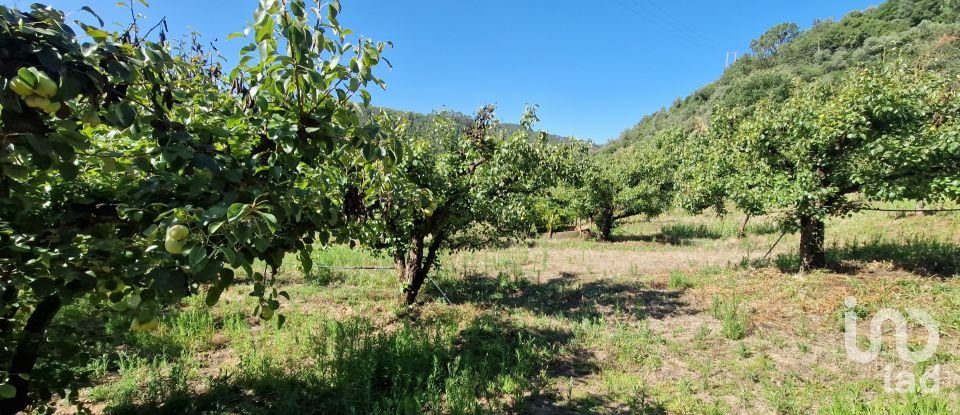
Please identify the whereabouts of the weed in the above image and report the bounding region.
[710,294,749,340]
[693,322,711,349]
[668,272,694,290]
[734,342,752,359]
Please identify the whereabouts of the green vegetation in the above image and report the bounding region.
[1,0,959,414]
[366,106,583,305]
[704,64,959,270]
[0,1,394,412]
[611,0,960,151]
[710,294,749,341]
[25,208,960,414]
[556,0,960,266]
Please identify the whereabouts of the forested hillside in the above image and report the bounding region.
[557,0,960,265]
[371,107,579,144]
[607,0,960,150]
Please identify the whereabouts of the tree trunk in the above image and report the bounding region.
[403,270,426,306]
[595,206,614,241]
[2,295,63,415]
[396,236,424,305]
[737,214,751,239]
[396,233,444,306]
[798,215,826,272]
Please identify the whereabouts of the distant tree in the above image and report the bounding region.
[707,64,959,271]
[533,185,582,238]
[368,106,585,305]
[718,69,794,110]
[750,22,801,57]
[583,130,682,240]
[671,129,730,215]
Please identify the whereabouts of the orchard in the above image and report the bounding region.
[1,1,959,413]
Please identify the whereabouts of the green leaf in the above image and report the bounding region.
[221,246,238,267]
[208,221,225,233]
[2,164,28,179]
[188,246,207,268]
[298,249,313,275]
[360,89,371,107]
[26,134,51,155]
[108,102,136,129]
[290,0,306,18]
[79,6,105,27]
[227,203,248,222]
[81,23,109,41]
[205,285,225,307]
[253,238,269,253]
[257,211,278,232]
[0,383,15,399]
[17,67,38,88]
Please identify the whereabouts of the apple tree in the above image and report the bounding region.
[581,129,682,240]
[0,1,394,412]
[367,106,585,305]
[709,64,959,271]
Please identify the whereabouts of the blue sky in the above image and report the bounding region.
[18,0,878,142]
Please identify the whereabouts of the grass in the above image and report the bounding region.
[709,293,749,341]
[38,206,960,414]
[822,390,955,415]
[667,272,694,290]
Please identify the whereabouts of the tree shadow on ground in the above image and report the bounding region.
[100,313,605,415]
[610,223,726,245]
[745,220,781,236]
[609,233,691,245]
[525,393,668,415]
[440,272,692,322]
[25,302,189,414]
[772,238,960,277]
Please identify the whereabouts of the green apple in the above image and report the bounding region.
[164,236,185,254]
[40,100,61,115]
[260,307,274,320]
[166,224,189,240]
[34,72,57,98]
[24,95,50,109]
[8,77,35,96]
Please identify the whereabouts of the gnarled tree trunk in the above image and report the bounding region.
[595,205,614,241]
[1,295,63,415]
[394,233,445,306]
[799,214,826,272]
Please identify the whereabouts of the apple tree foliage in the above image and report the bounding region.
[0,1,395,412]
[579,129,682,240]
[532,184,584,238]
[368,106,586,305]
[706,63,959,271]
